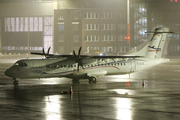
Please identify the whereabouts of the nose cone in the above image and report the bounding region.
[5,69,12,77]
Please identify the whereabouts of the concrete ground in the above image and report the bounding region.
[0,55,180,120]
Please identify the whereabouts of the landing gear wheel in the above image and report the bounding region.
[72,79,80,84]
[89,77,97,84]
[13,79,18,86]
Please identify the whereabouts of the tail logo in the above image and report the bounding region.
[148,46,161,52]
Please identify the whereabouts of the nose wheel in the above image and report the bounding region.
[13,78,19,86]
[89,76,97,84]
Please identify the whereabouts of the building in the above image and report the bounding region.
[131,0,180,56]
[0,0,180,56]
[54,0,129,54]
[0,0,54,54]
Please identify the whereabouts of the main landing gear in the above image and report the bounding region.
[72,79,80,84]
[89,76,97,84]
[13,78,18,86]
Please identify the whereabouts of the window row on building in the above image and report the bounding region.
[58,23,126,31]
[2,46,43,51]
[168,34,180,40]
[58,12,126,20]
[58,35,126,42]
[84,35,99,42]
[84,24,99,30]
[170,45,180,51]
[84,24,126,30]
[84,12,126,19]
[59,35,80,42]
[102,35,116,41]
[5,17,43,32]
[151,12,180,19]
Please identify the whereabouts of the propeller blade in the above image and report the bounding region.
[42,48,47,58]
[43,48,45,55]
[78,47,82,58]
[47,47,51,54]
[73,47,83,73]
[73,50,76,57]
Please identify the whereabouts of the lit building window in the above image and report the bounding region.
[58,14,64,20]
[84,12,99,19]
[84,35,99,42]
[84,24,99,30]
[102,35,116,41]
[102,13,115,19]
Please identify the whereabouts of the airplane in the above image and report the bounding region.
[5,27,173,85]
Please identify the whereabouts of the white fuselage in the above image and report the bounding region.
[5,57,169,79]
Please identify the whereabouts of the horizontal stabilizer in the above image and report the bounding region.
[145,32,175,33]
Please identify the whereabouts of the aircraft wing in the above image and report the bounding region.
[89,55,142,58]
[30,52,72,58]
[31,52,142,59]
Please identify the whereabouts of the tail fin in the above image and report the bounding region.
[131,27,173,58]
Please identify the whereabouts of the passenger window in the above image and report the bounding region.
[24,63,27,66]
[19,63,23,67]
[51,65,53,68]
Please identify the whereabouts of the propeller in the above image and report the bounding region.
[43,47,51,58]
[73,47,85,72]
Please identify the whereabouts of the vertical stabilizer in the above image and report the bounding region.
[146,27,170,58]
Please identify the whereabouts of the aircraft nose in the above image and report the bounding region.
[5,69,12,77]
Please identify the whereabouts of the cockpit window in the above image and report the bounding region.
[14,62,19,66]
[14,62,28,67]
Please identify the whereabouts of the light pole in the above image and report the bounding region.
[127,0,130,48]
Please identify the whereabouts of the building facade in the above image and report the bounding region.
[0,1,54,54]
[0,0,180,56]
[131,0,180,56]
[54,8,129,54]
[54,0,128,54]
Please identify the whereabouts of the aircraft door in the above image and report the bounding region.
[130,59,136,72]
[46,64,50,71]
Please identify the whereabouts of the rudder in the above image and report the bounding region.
[146,27,171,58]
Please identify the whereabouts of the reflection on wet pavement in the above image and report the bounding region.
[1,57,180,119]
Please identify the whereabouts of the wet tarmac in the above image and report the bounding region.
[1,55,180,120]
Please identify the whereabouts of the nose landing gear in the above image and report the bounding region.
[13,78,18,86]
[89,76,97,84]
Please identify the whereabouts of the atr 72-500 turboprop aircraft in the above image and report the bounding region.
[5,27,173,85]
